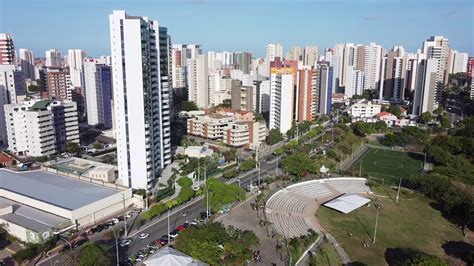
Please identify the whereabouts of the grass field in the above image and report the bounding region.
[317,185,472,265]
[309,241,342,266]
[349,147,423,185]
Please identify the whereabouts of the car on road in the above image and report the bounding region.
[120,238,132,247]
[147,242,157,249]
[138,233,150,239]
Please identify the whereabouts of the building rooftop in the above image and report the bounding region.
[31,100,50,110]
[0,169,120,210]
[0,197,70,233]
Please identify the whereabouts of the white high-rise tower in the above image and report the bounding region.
[109,10,171,189]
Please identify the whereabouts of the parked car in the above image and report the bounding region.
[185,220,197,226]
[175,225,186,231]
[169,230,179,239]
[138,233,150,239]
[158,235,169,245]
[147,242,157,249]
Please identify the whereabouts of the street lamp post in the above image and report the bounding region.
[112,228,120,266]
[373,204,381,243]
[396,177,402,204]
[122,194,127,238]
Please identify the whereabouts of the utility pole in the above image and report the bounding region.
[396,177,402,204]
[256,145,260,187]
[205,163,209,219]
[112,228,119,266]
[122,194,127,238]
[167,207,170,244]
[373,204,381,243]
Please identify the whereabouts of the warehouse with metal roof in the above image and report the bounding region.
[0,169,135,243]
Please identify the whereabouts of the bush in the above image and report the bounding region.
[176,187,195,204]
[223,168,238,179]
[143,203,168,220]
[177,177,193,188]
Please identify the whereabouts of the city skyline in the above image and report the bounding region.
[1,0,473,57]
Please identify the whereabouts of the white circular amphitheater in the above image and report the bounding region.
[264,177,372,238]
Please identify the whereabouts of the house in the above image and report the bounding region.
[376,112,398,126]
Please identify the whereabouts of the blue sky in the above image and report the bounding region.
[1,0,473,57]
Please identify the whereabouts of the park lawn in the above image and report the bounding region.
[349,148,423,185]
[310,241,342,266]
[316,185,471,265]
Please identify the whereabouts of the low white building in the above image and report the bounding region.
[0,169,136,243]
[4,99,79,157]
[184,146,214,158]
[350,100,382,118]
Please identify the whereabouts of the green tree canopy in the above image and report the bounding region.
[181,101,199,111]
[65,142,80,154]
[420,112,433,124]
[351,121,374,137]
[207,179,245,212]
[374,121,388,132]
[175,222,258,265]
[78,243,112,266]
[282,152,318,177]
[239,159,256,172]
[266,128,284,145]
[388,105,402,117]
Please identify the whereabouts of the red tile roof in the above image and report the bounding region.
[376,111,392,117]
[0,152,14,163]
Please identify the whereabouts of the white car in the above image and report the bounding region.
[138,233,150,239]
[120,239,132,247]
[185,220,197,226]
[168,232,179,239]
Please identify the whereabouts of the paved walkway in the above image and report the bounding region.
[216,195,286,265]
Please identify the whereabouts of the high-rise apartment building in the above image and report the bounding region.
[0,65,26,145]
[109,10,171,189]
[231,79,253,112]
[19,48,36,80]
[257,80,270,114]
[44,67,71,100]
[286,46,302,61]
[422,36,449,103]
[83,58,112,129]
[187,54,209,108]
[45,49,63,67]
[0,33,15,65]
[450,51,468,74]
[233,52,252,74]
[266,43,283,63]
[67,49,86,87]
[413,57,438,115]
[303,46,319,66]
[363,43,384,91]
[381,46,407,101]
[314,62,333,115]
[4,99,79,157]
[270,68,294,134]
[295,69,314,122]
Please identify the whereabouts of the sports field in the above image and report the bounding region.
[349,147,423,185]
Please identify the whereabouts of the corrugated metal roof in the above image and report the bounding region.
[0,169,119,210]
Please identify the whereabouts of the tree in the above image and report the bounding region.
[177,176,193,187]
[266,129,284,145]
[420,112,433,124]
[440,114,451,128]
[181,101,199,111]
[282,153,317,177]
[92,142,103,150]
[374,121,388,132]
[175,222,258,265]
[28,84,41,93]
[65,142,80,154]
[388,105,402,117]
[207,179,245,212]
[78,243,112,266]
[351,121,374,137]
[434,107,444,117]
[216,99,232,108]
[239,159,256,172]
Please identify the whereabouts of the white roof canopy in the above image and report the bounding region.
[320,165,329,173]
[144,247,207,266]
[324,194,371,214]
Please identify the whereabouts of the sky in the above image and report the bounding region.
[1,0,473,58]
